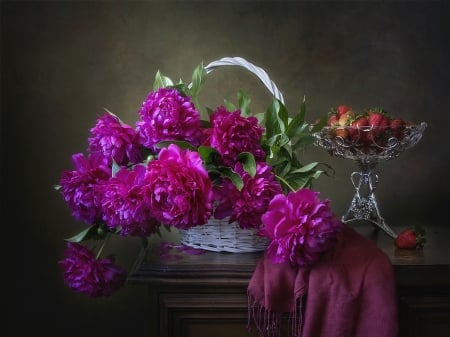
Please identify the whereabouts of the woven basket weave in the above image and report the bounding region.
[179,56,283,253]
[179,217,269,253]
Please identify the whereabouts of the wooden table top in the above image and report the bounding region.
[129,223,450,287]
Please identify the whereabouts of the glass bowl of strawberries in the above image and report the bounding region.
[314,105,427,239]
[314,105,427,163]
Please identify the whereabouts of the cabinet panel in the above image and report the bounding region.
[186,323,257,337]
[398,295,450,337]
[159,293,258,337]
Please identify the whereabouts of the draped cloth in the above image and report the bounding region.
[247,225,398,337]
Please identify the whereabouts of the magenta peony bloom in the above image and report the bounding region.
[208,106,265,165]
[98,164,160,236]
[88,112,142,166]
[59,242,126,297]
[260,189,343,267]
[214,162,282,229]
[143,144,213,229]
[136,87,202,151]
[59,153,111,224]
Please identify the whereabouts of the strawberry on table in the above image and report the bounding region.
[394,226,426,249]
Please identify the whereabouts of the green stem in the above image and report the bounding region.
[96,233,111,259]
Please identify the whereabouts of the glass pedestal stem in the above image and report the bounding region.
[341,160,398,239]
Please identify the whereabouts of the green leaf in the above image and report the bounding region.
[266,134,279,147]
[265,151,282,164]
[266,133,290,149]
[286,98,307,138]
[277,133,291,148]
[316,162,336,177]
[310,115,328,133]
[289,161,320,173]
[111,160,120,177]
[205,106,214,117]
[224,99,237,111]
[211,166,244,191]
[102,108,124,124]
[190,62,207,99]
[292,134,317,150]
[237,152,256,177]
[66,224,105,243]
[153,70,174,90]
[237,90,252,116]
[286,168,325,189]
[288,122,309,140]
[198,145,220,164]
[276,100,289,133]
[266,155,288,167]
[265,99,281,139]
[155,140,197,151]
[200,119,211,128]
[298,95,307,123]
[172,83,190,96]
[254,112,265,125]
[278,161,291,178]
[291,176,312,190]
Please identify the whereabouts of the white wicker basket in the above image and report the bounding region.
[180,56,283,253]
[179,217,269,253]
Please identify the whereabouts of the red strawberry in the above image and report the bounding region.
[337,110,355,126]
[394,226,426,249]
[327,113,339,127]
[336,105,352,117]
[367,110,390,149]
[334,127,349,140]
[368,110,390,132]
[390,117,406,140]
[348,115,369,142]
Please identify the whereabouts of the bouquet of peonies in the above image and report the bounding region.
[56,57,341,297]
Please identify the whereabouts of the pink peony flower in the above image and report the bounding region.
[208,106,265,165]
[98,164,160,237]
[214,162,282,229]
[59,242,126,297]
[136,87,202,151]
[59,153,111,224]
[143,144,213,229]
[88,112,142,166]
[260,189,343,267]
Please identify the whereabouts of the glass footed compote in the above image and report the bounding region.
[314,122,427,238]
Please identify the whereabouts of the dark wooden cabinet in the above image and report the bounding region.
[129,225,450,337]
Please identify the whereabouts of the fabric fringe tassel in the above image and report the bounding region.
[248,292,304,337]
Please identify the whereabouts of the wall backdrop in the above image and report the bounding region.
[3,1,449,336]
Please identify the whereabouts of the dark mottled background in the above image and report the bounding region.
[2,1,449,336]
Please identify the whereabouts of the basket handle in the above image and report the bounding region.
[201,56,285,104]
